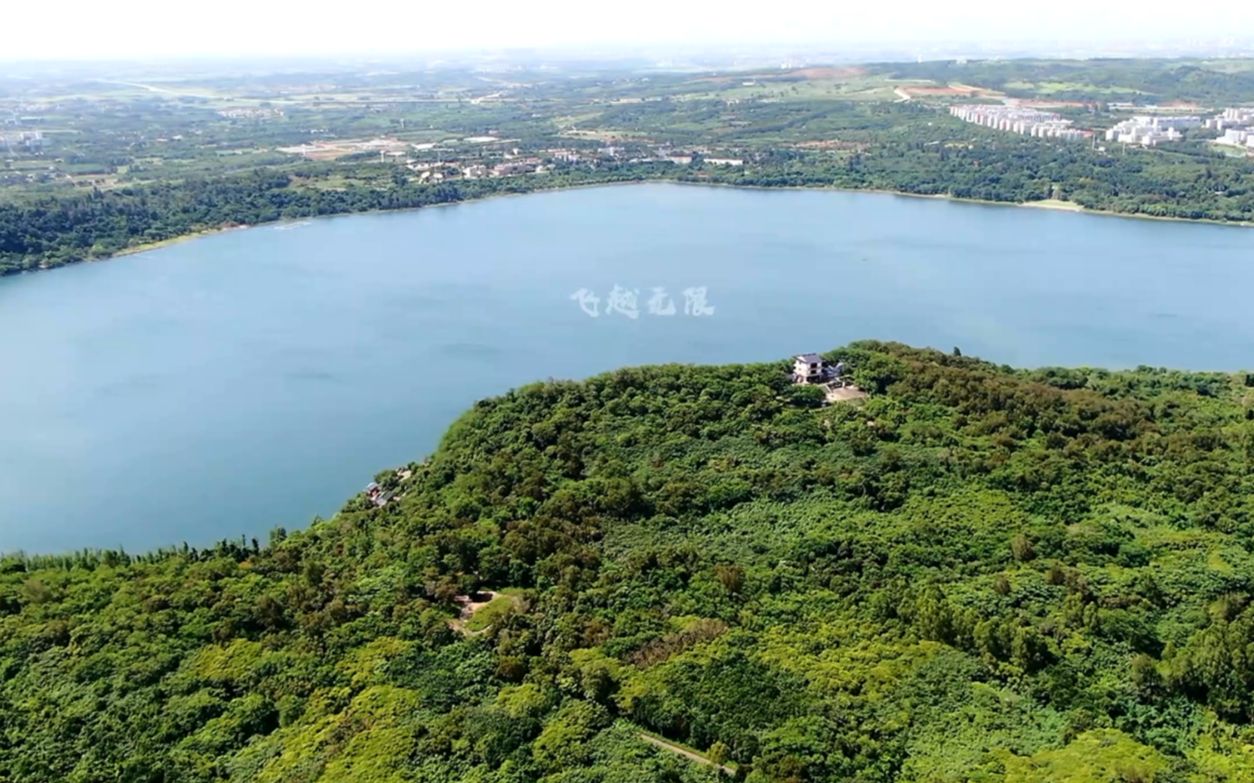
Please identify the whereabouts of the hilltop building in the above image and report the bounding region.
[791,353,863,403]
[792,354,849,384]
[793,353,826,384]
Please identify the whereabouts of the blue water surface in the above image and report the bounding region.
[3,183,1252,552]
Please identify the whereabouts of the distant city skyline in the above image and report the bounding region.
[8,0,1254,62]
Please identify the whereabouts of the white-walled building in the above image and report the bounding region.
[950,104,1087,141]
[1207,108,1254,150]
[1205,107,1254,131]
[1104,115,1200,147]
[1221,128,1250,146]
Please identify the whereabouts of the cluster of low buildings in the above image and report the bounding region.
[1206,108,1254,151]
[1104,115,1202,147]
[0,130,44,152]
[647,150,744,166]
[655,153,742,166]
[217,107,284,120]
[489,158,545,177]
[595,143,744,167]
[400,143,745,183]
[405,150,549,182]
[276,131,750,185]
[949,104,1088,141]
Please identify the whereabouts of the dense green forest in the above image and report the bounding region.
[4,342,1254,781]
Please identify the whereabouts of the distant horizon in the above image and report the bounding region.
[4,38,1254,72]
[8,0,1254,64]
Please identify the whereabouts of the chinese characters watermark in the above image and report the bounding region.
[570,286,715,318]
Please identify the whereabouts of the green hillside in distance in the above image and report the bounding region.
[3,342,1254,782]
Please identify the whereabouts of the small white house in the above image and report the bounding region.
[793,353,826,384]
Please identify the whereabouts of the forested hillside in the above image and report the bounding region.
[3,342,1254,782]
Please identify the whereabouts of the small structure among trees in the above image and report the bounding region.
[363,481,393,507]
[792,352,864,403]
[792,353,826,384]
[792,353,847,385]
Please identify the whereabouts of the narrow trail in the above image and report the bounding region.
[639,733,734,776]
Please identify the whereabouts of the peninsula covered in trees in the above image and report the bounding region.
[3,342,1254,781]
[5,56,1254,274]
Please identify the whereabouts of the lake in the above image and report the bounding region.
[4,182,1254,554]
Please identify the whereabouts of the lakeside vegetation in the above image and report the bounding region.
[0,164,669,274]
[6,134,1254,275]
[4,57,1254,274]
[4,343,1254,781]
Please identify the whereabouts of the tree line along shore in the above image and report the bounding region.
[5,139,1254,278]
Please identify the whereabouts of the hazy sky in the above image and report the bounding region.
[8,0,1254,60]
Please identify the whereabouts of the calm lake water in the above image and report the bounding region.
[4,183,1254,554]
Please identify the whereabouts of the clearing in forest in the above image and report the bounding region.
[450,590,522,635]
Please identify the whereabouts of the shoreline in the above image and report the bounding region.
[663,179,1254,228]
[7,176,1252,277]
[111,224,253,259]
